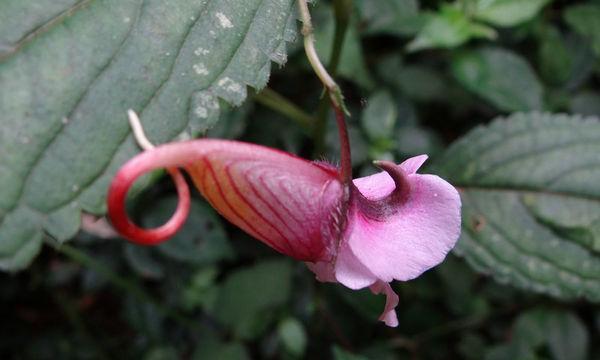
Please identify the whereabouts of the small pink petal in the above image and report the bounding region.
[334,238,378,289]
[399,154,428,174]
[370,281,399,327]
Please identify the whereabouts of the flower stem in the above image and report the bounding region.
[299,0,352,184]
[298,0,347,111]
[333,103,352,184]
[312,0,351,156]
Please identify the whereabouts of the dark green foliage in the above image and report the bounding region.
[1,0,599,359]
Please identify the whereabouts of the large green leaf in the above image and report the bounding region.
[213,259,292,340]
[452,47,544,112]
[354,0,421,36]
[406,4,496,52]
[564,4,600,57]
[486,307,589,360]
[432,113,600,301]
[0,0,298,271]
[473,0,551,27]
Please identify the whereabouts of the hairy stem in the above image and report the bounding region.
[254,87,314,130]
[298,0,347,110]
[298,0,338,95]
[311,0,351,156]
[333,104,352,184]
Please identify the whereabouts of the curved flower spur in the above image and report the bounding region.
[107,108,461,327]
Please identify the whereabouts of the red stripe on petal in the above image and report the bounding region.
[243,169,312,257]
[223,163,299,258]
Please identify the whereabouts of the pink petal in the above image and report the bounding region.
[341,159,461,283]
[399,154,428,174]
[334,238,378,289]
[369,281,399,327]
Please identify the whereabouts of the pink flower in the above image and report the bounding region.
[107,139,461,327]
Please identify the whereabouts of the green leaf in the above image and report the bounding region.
[544,310,588,360]
[124,244,165,280]
[314,5,374,89]
[432,113,600,301]
[332,346,369,360]
[537,26,573,86]
[213,259,292,340]
[396,65,447,102]
[192,337,249,360]
[407,5,496,52]
[144,347,179,360]
[361,91,397,141]
[355,0,421,36]
[0,0,298,271]
[181,267,219,312]
[473,0,551,27]
[571,91,600,117]
[493,307,589,360]
[278,317,307,358]
[564,4,600,57]
[452,47,544,112]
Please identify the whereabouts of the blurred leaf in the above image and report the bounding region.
[327,124,369,167]
[0,0,298,271]
[123,296,164,342]
[214,259,292,340]
[181,267,219,311]
[564,4,600,57]
[474,0,551,27]
[335,286,385,322]
[396,65,447,102]
[452,47,544,111]
[396,126,443,158]
[332,346,369,360]
[361,91,397,141]
[457,333,488,360]
[544,310,588,360]
[485,344,538,360]
[571,91,600,117]
[355,0,421,36]
[192,337,249,360]
[142,197,234,265]
[144,347,178,360]
[433,113,600,301]
[124,245,165,280]
[278,317,307,358]
[499,308,589,360]
[537,26,573,86]
[314,6,374,89]
[407,5,496,52]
